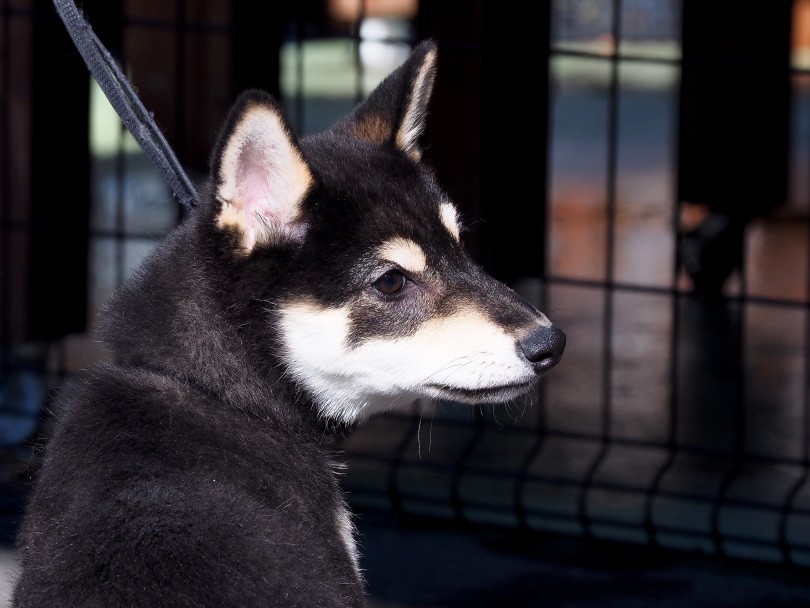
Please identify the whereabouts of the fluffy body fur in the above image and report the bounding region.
[12,41,565,607]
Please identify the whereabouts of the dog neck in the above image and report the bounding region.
[98,212,344,437]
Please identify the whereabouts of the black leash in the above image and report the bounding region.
[52,0,198,209]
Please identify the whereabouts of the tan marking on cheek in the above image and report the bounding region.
[439,202,460,242]
[378,237,427,273]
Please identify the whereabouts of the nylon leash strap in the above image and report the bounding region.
[52,0,198,209]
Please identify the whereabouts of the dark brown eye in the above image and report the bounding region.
[373,270,407,295]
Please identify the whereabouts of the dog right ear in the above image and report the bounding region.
[331,40,437,162]
[210,90,313,253]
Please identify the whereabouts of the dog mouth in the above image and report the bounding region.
[424,380,536,404]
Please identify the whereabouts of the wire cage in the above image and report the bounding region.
[2,0,810,576]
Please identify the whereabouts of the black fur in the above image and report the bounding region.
[12,40,563,607]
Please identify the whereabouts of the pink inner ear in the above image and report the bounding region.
[235,142,292,232]
[237,141,273,207]
[218,112,311,248]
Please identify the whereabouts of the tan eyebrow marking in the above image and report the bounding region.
[378,237,427,273]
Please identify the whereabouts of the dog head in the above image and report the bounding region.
[205,41,565,425]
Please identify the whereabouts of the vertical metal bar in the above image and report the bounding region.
[706,238,746,557]
[644,4,686,546]
[777,73,810,564]
[512,0,553,522]
[777,263,810,565]
[708,301,745,558]
[174,0,187,169]
[642,293,682,547]
[0,0,10,376]
[386,409,419,518]
[174,2,186,224]
[449,407,485,524]
[513,350,549,529]
[353,0,366,103]
[577,0,621,538]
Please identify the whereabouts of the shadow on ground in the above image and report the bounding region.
[357,509,810,608]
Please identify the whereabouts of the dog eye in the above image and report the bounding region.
[373,270,407,295]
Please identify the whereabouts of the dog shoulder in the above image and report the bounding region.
[16,363,364,606]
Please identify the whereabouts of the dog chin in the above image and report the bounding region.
[423,379,538,405]
[325,378,537,423]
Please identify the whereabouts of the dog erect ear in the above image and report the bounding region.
[211,90,313,253]
[333,40,437,161]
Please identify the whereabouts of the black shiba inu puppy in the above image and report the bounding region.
[12,41,565,607]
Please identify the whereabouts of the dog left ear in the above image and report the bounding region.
[211,89,313,253]
[333,40,437,161]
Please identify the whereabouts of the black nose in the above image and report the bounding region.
[519,325,566,373]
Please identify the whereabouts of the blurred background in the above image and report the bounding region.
[4,0,810,606]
